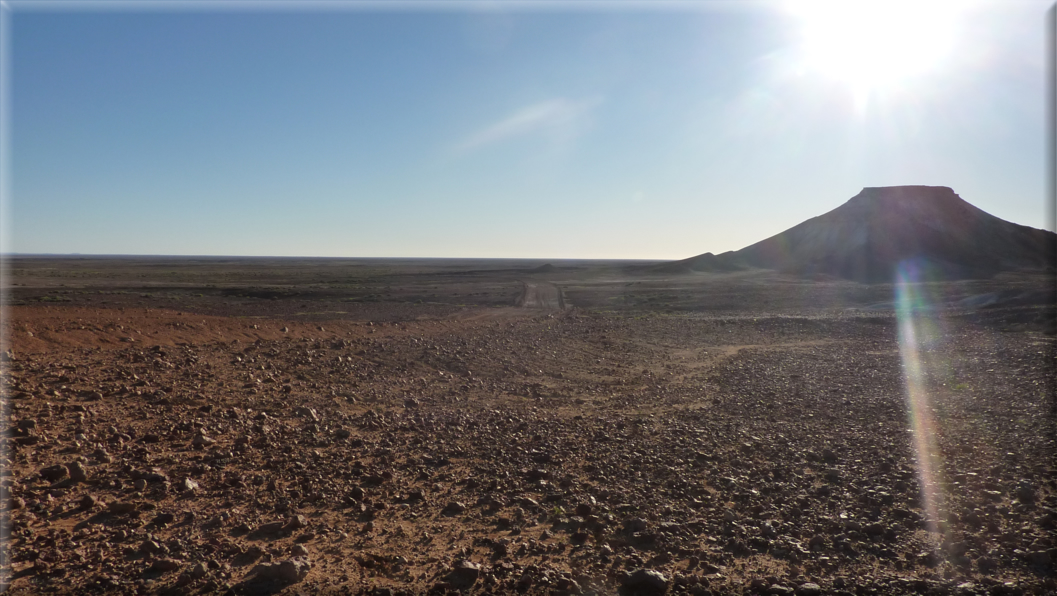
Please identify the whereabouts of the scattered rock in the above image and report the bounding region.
[622,568,668,594]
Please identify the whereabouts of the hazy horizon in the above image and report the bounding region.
[7,1,1052,259]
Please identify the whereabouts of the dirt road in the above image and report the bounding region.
[515,280,566,309]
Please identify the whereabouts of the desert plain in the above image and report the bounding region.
[1,256,1054,595]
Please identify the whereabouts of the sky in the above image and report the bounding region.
[5,1,1053,259]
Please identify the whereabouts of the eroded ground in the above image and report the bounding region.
[1,258,1054,595]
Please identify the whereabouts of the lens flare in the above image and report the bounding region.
[894,259,949,546]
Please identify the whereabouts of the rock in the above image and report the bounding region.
[977,555,999,573]
[442,501,467,515]
[152,512,175,526]
[67,462,88,482]
[255,557,311,583]
[256,521,285,534]
[294,406,319,421]
[445,560,481,589]
[277,557,311,583]
[40,465,68,482]
[291,544,309,557]
[181,478,200,492]
[149,558,182,573]
[624,518,649,533]
[192,432,215,448]
[190,562,208,579]
[796,582,822,595]
[107,501,138,515]
[17,419,36,431]
[140,539,165,555]
[622,569,668,594]
[1016,481,1035,503]
[283,514,308,532]
[79,494,98,509]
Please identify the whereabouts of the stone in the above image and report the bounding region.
[182,478,200,492]
[623,569,668,594]
[277,557,311,583]
[796,582,822,595]
[261,520,287,534]
[192,432,215,448]
[624,518,649,533]
[445,560,481,590]
[442,501,467,515]
[40,464,68,482]
[108,501,138,515]
[153,512,175,526]
[283,514,308,532]
[67,462,88,482]
[149,558,182,573]
[255,557,311,583]
[79,494,98,509]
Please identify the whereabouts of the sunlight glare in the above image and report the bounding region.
[788,1,958,105]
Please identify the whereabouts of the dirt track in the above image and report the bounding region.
[516,281,566,310]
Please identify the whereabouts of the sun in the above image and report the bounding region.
[787,1,957,102]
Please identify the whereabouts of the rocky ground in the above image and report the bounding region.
[1,262,1055,596]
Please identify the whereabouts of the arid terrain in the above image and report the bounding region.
[1,256,1054,595]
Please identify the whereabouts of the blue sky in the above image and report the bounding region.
[6,2,1052,259]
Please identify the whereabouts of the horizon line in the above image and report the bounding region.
[0,253,675,262]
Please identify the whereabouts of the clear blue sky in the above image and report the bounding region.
[6,1,1051,259]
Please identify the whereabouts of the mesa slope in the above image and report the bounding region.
[670,186,1057,283]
